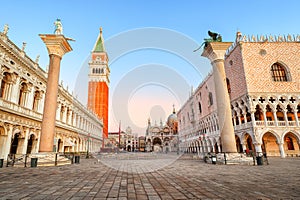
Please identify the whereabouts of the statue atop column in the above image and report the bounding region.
[54,19,63,35]
[194,30,222,52]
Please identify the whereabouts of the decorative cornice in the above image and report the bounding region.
[201,42,232,62]
[39,34,72,58]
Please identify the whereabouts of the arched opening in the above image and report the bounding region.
[271,62,289,82]
[214,142,219,154]
[234,111,239,125]
[153,137,162,152]
[286,105,294,121]
[18,82,28,106]
[10,133,21,154]
[240,110,245,124]
[26,134,35,154]
[127,145,131,152]
[153,137,162,145]
[255,105,264,121]
[284,132,299,156]
[266,105,274,121]
[246,107,251,122]
[235,135,243,153]
[32,90,41,112]
[262,132,280,156]
[245,133,254,153]
[0,72,11,99]
[276,105,284,121]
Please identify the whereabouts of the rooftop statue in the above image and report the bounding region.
[194,30,222,52]
[54,19,63,35]
[3,24,9,35]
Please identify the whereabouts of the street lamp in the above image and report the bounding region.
[86,133,90,158]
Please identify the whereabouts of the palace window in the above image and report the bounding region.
[208,92,213,106]
[1,72,11,99]
[198,102,202,114]
[226,78,231,94]
[18,82,28,106]
[0,79,5,98]
[32,91,41,112]
[271,62,289,82]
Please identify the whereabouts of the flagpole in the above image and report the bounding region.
[118,120,121,151]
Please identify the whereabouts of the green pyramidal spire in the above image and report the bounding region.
[93,27,105,52]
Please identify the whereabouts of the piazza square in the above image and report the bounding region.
[1,1,300,199]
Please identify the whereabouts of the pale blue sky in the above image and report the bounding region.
[1,0,299,133]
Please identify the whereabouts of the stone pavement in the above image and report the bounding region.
[0,153,299,200]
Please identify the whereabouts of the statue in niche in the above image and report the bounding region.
[54,19,63,35]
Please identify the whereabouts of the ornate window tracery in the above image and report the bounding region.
[271,62,289,82]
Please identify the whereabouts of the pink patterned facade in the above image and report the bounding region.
[178,32,300,158]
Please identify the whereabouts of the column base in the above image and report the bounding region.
[31,152,72,167]
[211,152,253,165]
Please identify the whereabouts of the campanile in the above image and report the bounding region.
[88,27,110,139]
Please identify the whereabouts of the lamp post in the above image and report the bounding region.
[86,134,90,158]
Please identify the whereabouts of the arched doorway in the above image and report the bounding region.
[284,132,299,156]
[163,137,170,153]
[10,133,21,154]
[235,135,243,153]
[153,137,162,152]
[262,132,280,156]
[26,134,35,154]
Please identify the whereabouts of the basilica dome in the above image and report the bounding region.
[167,109,178,127]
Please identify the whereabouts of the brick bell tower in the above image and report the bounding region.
[88,27,110,139]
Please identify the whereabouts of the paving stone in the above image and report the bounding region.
[0,154,299,199]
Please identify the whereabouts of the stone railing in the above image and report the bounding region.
[0,99,42,119]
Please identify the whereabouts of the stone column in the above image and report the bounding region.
[293,110,299,126]
[278,142,286,158]
[263,109,267,126]
[250,111,256,124]
[201,42,237,153]
[3,124,13,159]
[254,143,262,153]
[272,110,278,126]
[39,34,72,152]
[21,128,30,154]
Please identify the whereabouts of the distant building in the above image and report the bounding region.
[145,107,179,152]
[0,25,103,160]
[123,126,139,152]
[178,32,300,157]
[138,136,146,152]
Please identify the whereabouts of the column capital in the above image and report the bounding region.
[201,42,232,62]
[39,34,72,58]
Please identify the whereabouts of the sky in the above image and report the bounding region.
[1,0,300,134]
